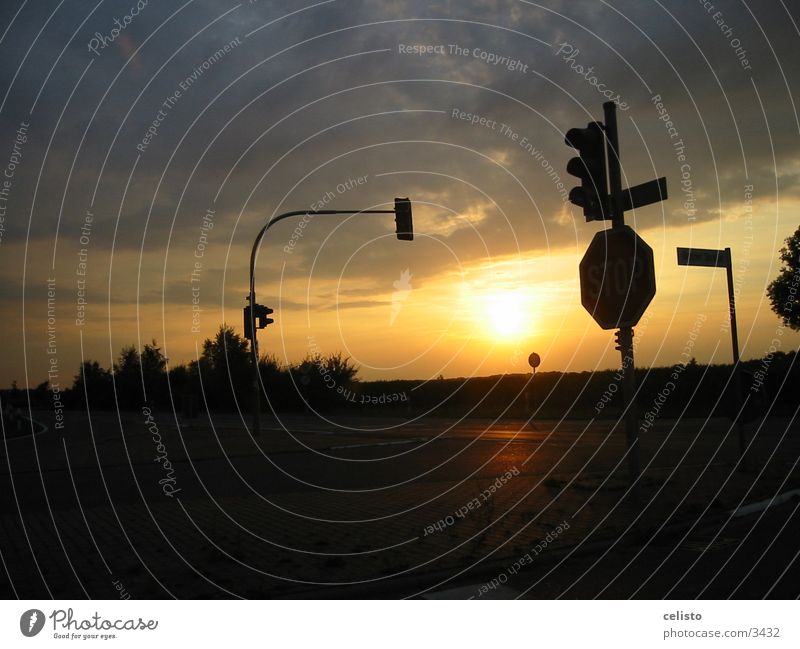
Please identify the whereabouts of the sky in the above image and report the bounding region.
[1,0,799,389]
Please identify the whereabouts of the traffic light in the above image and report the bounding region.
[244,305,253,340]
[243,304,274,339]
[394,197,413,241]
[256,304,274,329]
[565,121,608,221]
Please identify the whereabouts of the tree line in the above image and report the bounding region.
[6,325,359,415]
[4,323,795,422]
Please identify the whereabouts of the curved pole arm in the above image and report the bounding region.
[248,209,395,299]
[247,205,405,437]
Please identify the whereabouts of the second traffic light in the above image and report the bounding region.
[243,303,274,340]
[256,304,274,329]
[394,197,413,241]
[565,121,609,222]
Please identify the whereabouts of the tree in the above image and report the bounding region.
[140,340,167,405]
[110,341,168,408]
[289,352,359,410]
[322,352,359,385]
[198,325,251,410]
[114,345,141,408]
[767,225,800,330]
[72,361,114,409]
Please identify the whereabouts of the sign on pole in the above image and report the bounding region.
[566,102,668,496]
[579,225,656,330]
[621,177,668,213]
[676,245,746,462]
[676,247,729,268]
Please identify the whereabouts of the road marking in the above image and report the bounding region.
[2,415,48,440]
[732,489,800,518]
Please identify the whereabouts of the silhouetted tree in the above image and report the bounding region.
[289,352,359,410]
[72,360,114,408]
[114,345,141,408]
[167,363,191,395]
[257,354,296,411]
[767,225,800,330]
[323,352,359,385]
[198,325,251,410]
[140,340,167,405]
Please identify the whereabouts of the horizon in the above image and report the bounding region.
[7,321,795,392]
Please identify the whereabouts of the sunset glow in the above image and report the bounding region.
[484,289,528,339]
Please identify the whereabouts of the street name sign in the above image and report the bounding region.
[676,247,729,268]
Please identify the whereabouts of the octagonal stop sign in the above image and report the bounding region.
[579,225,656,330]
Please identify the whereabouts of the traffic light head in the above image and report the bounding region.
[243,305,253,340]
[256,305,274,329]
[244,304,274,339]
[394,197,413,241]
[565,122,608,221]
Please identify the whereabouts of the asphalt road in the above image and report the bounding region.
[1,410,798,598]
[1,410,764,507]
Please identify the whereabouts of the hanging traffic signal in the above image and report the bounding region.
[394,197,413,241]
[565,121,609,222]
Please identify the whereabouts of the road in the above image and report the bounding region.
[1,409,799,598]
[420,500,800,599]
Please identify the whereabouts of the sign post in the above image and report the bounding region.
[525,352,541,418]
[580,225,655,491]
[569,101,668,495]
[677,246,746,462]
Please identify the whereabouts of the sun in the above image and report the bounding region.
[485,291,526,338]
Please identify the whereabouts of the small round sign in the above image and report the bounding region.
[528,352,541,369]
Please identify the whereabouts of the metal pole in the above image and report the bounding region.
[725,248,740,365]
[249,219,272,439]
[618,326,640,491]
[603,101,624,229]
[725,247,747,463]
[604,101,641,494]
[248,208,399,437]
[250,290,260,437]
[525,367,535,417]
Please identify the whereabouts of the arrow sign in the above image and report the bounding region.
[676,247,730,268]
[620,177,668,212]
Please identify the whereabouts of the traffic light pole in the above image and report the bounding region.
[604,102,625,230]
[604,101,641,495]
[248,205,408,437]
